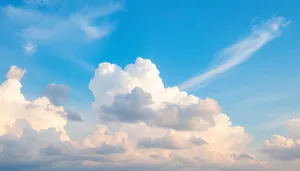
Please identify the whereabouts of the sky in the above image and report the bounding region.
[0,0,300,171]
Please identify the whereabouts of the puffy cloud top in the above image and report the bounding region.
[6,66,26,80]
[0,66,67,139]
[262,135,300,161]
[90,58,222,131]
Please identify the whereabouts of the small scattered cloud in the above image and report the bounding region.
[23,41,36,54]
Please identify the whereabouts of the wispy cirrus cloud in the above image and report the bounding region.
[24,0,51,6]
[179,17,291,91]
[0,2,122,71]
[2,3,122,42]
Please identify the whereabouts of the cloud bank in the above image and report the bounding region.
[0,56,299,170]
[0,61,279,171]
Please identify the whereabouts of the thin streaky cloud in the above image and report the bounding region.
[70,56,96,73]
[3,3,122,41]
[1,3,122,72]
[179,17,290,91]
[234,92,291,107]
[62,52,96,73]
[24,0,50,6]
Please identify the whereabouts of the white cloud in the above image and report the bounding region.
[1,66,74,144]
[1,3,121,73]
[260,118,300,161]
[0,67,134,168]
[179,17,290,91]
[6,65,26,80]
[261,135,300,161]
[23,41,36,54]
[7,60,300,170]
[88,58,252,163]
[90,58,223,131]
[89,57,254,164]
[71,3,121,40]
[0,63,265,170]
[2,3,122,42]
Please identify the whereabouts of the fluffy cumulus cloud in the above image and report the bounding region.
[0,66,132,169]
[90,58,250,147]
[2,59,299,170]
[261,118,300,161]
[88,57,264,169]
[90,58,222,131]
[6,65,26,80]
[261,135,300,161]
[0,66,67,138]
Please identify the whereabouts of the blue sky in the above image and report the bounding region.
[0,1,300,170]
[1,0,299,137]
